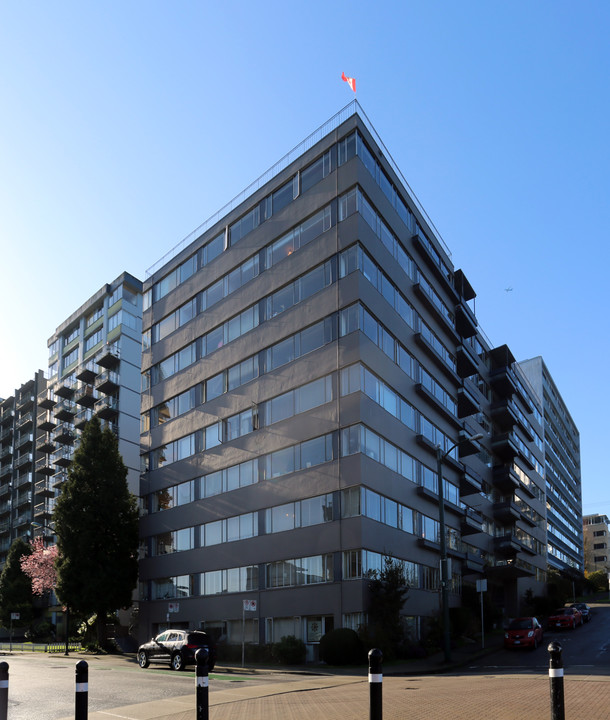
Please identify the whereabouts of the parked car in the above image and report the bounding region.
[137,629,216,671]
[548,607,582,630]
[570,603,591,622]
[504,617,544,650]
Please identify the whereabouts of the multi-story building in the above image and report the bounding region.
[0,371,47,566]
[35,271,143,541]
[583,514,609,574]
[518,356,582,575]
[139,103,548,655]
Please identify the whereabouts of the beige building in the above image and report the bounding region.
[583,514,610,573]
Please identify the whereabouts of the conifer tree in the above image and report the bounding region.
[0,538,34,629]
[53,417,138,644]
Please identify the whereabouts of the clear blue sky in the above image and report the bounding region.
[1,1,608,516]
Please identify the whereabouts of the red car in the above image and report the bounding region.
[504,617,544,650]
[548,607,582,630]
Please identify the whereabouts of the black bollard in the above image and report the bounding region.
[0,662,8,720]
[195,648,209,720]
[368,648,383,720]
[548,641,565,720]
[75,660,88,720]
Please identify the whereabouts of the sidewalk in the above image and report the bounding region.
[58,635,506,720]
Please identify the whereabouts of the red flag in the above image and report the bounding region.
[341,72,356,93]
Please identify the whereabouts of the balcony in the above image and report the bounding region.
[15,433,33,451]
[493,499,521,524]
[413,283,458,339]
[76,361,99,383]
[34,499,54,520]
[0,483,10,499]
[74,383,97,408]
[457,431,481,458]
[460,467,483,495]
[491,432,519,461]
[95,369,120,395]
[461,508,484,536]
[0,427,12,442]
[52,471,68,489]
[37,388,57,410]
[489,367,518,398]
[14,513,31,529]
[15,491,32,508]
[17,393,35,412]
[493,533,521,557]
[0,502,10,518]
[35,456,56,476]
[53,447,73,468]
[37,411,56,432]
[0,465,12,479]
[487,556,536,579]
[14,473,32,489]
[36,435,55,454]
[54,378,76,399]
[16,412,33,430]
[0,445,13,460]
[54,398,76,421]
[455,300,478,338]
[53,423,75,446]
[457,385,480,419]
[14,452,32,469]
[35,478,55,498]
[95,395,119,420]
[96,345,120,369]
[493,464,520,493]
[456,342,479,378]
[0,519,9,534]
[74,407,94,429]
[0,408,15,427]
[491,399,519,431]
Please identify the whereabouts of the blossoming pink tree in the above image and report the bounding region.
[19,537,58,596]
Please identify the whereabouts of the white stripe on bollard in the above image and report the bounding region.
[0,682,7,689]
[75,683,88,692]
[197,677,209,687]
[368,673,382,683]
[549,669,564,678]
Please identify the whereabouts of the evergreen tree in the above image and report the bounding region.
[366,556,410,659]
[53,417,139,644]
[0,538,34,629]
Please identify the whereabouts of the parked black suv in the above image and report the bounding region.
[570,603,592,623]
[137,629,216,671]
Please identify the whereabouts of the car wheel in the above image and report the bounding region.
[137,651,150,669]
[171,652,185,671]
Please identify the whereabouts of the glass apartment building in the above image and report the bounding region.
[139,104,549,655]
[35,271,143,541]
[519,357,583,575]
[0,371,47,566]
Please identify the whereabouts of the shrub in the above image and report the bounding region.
[319,628,364,665]
[271,635,306,665]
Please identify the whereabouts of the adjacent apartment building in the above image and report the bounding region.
[518,357,583,575]
[35,271,143,541]
[583,514,609,574]
[0,371,47,566]
[138,103,549,654]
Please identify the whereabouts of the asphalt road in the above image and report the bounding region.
[465,602,610,675]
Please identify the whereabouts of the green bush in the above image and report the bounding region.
[271,635,306,665]
[319,628,364,665]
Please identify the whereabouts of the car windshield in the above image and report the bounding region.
[508,619,533,630]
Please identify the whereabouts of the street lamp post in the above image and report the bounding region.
[436,433,483,664]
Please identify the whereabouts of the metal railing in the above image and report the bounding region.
[145,100,451,279]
